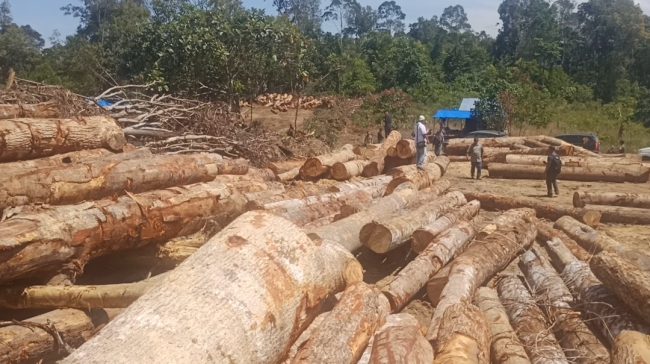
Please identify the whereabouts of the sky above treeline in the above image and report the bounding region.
[8,0,650,46]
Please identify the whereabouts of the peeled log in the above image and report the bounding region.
[332,160,371,181]
[382,220,475,311]
[279,167,300,181]
[156,231,209,264]
[505,154,640,167]
[292,282,390,364]
[0,181,250,284]
[268,159,305,175]
[590,251,650,326]
[0,101,59,119]
[0,148,114,178]
[497,275,567,364]
[361,191,467,254]
[363,131,402,177]
[384,157,449,195]
[63,212,363,364]
[464,192,601,227]
[412,200,481,253]
[0,152,229,209]
[396,139,416,159]
[554,216,650,270]
[426,264,452,307]
[427,209,537,340]
[534,221,591,261]
[300,144,355,179]
[0,116,126,162]
[433,302,491,364]
[487,163,650,183]
[573,191,650,209]
[474,287,531,364]
[519,250,609,363]
[369,313,434,364]
[611,331,650,364]
[330,175,392,197]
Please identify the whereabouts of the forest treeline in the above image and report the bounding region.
[1,0,650,137]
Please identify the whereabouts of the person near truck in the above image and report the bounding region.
[414,115,429,170]
[466,137,484,179]
[432,128,445,156]
[384,112,393,138]
[545,146,562,197]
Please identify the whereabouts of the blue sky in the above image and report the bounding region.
[7,0,650,46]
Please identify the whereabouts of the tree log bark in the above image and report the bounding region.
[464,192,601,227]
[427,264,452,307]
[291,282,390,364]
[332,160,372,181]
[534,221,591,261]
[519,250,609,363]
[268,159,305,175]
[63,211,363,364]
[590,251,650,326]
[497,274,568,364]
[300,144,355,179]
[368,313,434,364]
[611,330,650,364]
[384,156,449,195]
[445,137,528,155]
[330,175,392,197]
[156,231,209,264]
[0,116,126,162]
[382,220,475,311]
[279,167,300,181]
[426,209,537,340]
[474,287,531,364]
[554,216,650,270]
[363,131,402,177]
[505,154,640,167]
[411,200,481,253]
[573,191,650,209]
[396,139,416,159]
[0,148,114,178]
[433,302,491,364]
[487,163,650,183]
[0,101,60,119]
[361,191,467,254]
[534,136,600,158]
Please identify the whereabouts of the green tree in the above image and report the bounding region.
[440,5,471,33]
[377,1,405,35]
[273,0,321,35]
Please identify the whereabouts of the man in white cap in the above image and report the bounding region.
[414,115,430,170]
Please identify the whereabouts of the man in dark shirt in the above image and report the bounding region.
[384,112,393,138]
[545,146,562,197]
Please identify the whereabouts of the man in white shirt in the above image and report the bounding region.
[414,115,429,170]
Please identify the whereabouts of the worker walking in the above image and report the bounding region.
[414,115,429,170]
[384,112,393,138]
[545,146,562,197]
[466,137,484,179]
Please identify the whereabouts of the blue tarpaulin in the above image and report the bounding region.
[434,110,472,119]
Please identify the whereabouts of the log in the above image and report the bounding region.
[368,313,434,364]
[156,231,209,264]
[330,175,392,197]
[571,204,650,225]
[291,282,390,364]
[0,101,60,119]
[590,251,650,326]
[512,145,575,156]
[573,191,650,209]
[63,211,363,363]
[544,239,645,345]
[331,160,371,181]
[474,287,530,364]
[387,146,397,157]
[426,264,452,307]
[534,136,600,158]
[279,167,300,181]
[382,220,476,311]
[0,148,114,178]
[497,274,568,363]
[396,139,416,159]
[519,250,610,363]
[554,216,650,270]
[504,154,640,167]
[487,163,650,183]
[464,192,601,227]
[363,131,402,177]
[433,302,491,364]
[411,200,481,253]
[300,144,355,179]
[308,180,450,252]
[534,221,591,261]
[384,156,449,195]
[0,180,251,284]
[0,308,120,363]
[268,159,305,175]
[426,209,537,340]
[361,191,467,254]
[0,152,230,209]
[283,312,329,363]
[246,167,277,181]
[445,136,528,155]
[0,116,126,162]
[611,331,650,364]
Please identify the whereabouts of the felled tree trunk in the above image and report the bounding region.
[590,251,650,326]
[361,191,467,254]
[512,145,575,156]
[535,136,600,158]
[363,131,402,177]
[497,275,568,364]
[279,167,300,181]
[573,191,650,209]
[0,308,120,363]
[0,152,230,209]
[331,160,372,181]
[554,216,650,270]
[0,101,60,119]
[412,200,481,253]
[520,251,610,363]
[487,163,650,183]
[368,313,434,364]
[156,231,209,264]
[426,209,537,340]
[0,148,114,178]
[427,264,452,307]
[63,212,363,364]
[268,159,305,175]
[382,221,475,311]
[384,156,449,195]
[576,205,650,225]
[396,139,416,159]
[611,331,650,363]
[464,192,601,227]
[433,302,491,364]
[0,181,250,284]
[504,154,639,167]
[445,137,528,155]
[291,282,390,364]
[0,116,126,162]
[331,175,392,197]
[534,221,591,261]
[474,287,530,364]
[300,144,355,179]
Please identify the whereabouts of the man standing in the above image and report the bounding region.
[384,112,393,138]
[414,115,429,170]
[433,129,445,156]
[545,146,562,197]
[466,137,484,179]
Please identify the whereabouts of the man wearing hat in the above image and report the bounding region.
[414,115,430,170]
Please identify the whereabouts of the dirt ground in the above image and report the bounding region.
[246,105,314,132]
